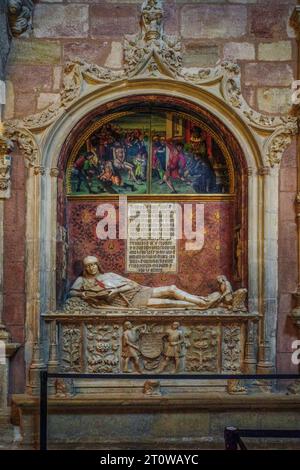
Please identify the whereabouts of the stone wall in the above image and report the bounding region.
[5,0,298,119]
[278,142,299,373]
[3,153,26,393]
[2,0,299,389]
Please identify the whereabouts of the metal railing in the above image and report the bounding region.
[224,426,300,450]
[40,371,300,451]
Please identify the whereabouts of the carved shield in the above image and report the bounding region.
[139,333,164,359]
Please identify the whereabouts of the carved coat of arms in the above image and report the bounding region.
[139,332,164,359]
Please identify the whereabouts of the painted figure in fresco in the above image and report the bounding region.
[69,256,247,310]
[69,114,231,196]
[72,151,97,193]
[125,129,148,163]
[78,122,150,193]
[185,153,216,193]
[122,321,146,373]
[134,152,147,181]
[113,143,138,183]
[157,136,167,170]
[101,136,115,162]
[158,321,186,373]
[98,160,122,187]
[184,129,217,193]
[160,141,187,193]
[152,135,166,181]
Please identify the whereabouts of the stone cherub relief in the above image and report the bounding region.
[69,256,247,311]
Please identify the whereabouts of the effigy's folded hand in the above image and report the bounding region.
[82,289,113,299]
[107,289,120,300]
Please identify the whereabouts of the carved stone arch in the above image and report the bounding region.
[41,77,265,173]
[51,88,251,309]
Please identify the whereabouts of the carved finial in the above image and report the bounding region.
[124,0,181,77]
[141,0,164,42]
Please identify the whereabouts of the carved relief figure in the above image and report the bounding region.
[158,322,186,373]
[8,0,35,36]
[143,379,161,396]
[0,1,11,85]
[1,1,35,84]
[54,379,68,397]
[122,321,146,373]
[70,256,247,310]
[141,0,163,42]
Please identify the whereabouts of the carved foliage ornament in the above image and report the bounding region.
[264,120,299,167]
[0,154,11,195]
[222,326,241,372]
[185,326,219,372]
[61,326,81,372]
[51,317,249,375]
[0,133,13,198]
[87,324,120,373]
[4,125,39,168]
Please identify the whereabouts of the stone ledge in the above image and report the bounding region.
[43,298,257,320]
[12,393,300,412]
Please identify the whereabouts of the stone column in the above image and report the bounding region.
[27,165,45,395]
[39,167,58,378]
[290,7,300,321]
[257,165,276,374]
[288,6,300,392]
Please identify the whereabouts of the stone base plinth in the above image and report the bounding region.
[11,393,300,450]
[0,411,16,449]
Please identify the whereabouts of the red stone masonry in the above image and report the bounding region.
[3,153,26,393]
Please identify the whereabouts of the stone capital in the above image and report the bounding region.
[50,167,59,178]
[33,165,45,176]
[257,166,271,176]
